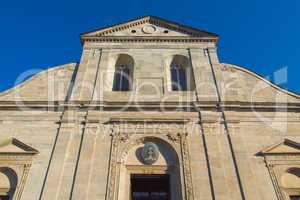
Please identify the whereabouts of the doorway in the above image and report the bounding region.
[131,174,170,200]
[0,196,9,200]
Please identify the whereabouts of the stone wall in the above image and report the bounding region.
[0,17,300,200]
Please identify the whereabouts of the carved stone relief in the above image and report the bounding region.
[105,121,194,200]
[142,25,156,34]
[0,138,38,200]
[261,139,300,200]
[141,142,159,165]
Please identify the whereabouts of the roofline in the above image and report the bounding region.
[80,15,151,36]
[0,137,39,154]
[261,138,300,154]
[147,15,218,37]
[81,36,218,45]
[80,15,218,38]
[0,62,78,95]
[225,62,300,99]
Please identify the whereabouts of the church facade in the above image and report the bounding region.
[0,16,300,200]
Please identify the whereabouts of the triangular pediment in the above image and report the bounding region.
[261,139,300,155]
[0,138,38,154]
[81,16,218,38]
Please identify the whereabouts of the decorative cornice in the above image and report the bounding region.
[260,139,300,156]
[108,117,190,123]
[80,16,218,44]
[81,36,217,44]
[0,138,39,155]
[81,16,218,37]
[1,101,300,112]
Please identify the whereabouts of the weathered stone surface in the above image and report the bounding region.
[0,16,299,200]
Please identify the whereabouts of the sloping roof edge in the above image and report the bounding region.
[260,139,300,155]
[0,137,39,154]
[80,15,218,38]
[224,63,300,99]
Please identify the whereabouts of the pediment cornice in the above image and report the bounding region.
[80,16,218,44]
[260,139,300,156]
[81,36,217,44]
[0,138,39,155]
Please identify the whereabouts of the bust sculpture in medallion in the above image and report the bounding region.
[141,142,159,165]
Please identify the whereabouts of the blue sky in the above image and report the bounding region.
[0,0,299,93]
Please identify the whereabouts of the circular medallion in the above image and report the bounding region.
[142,25,156,34]
[141,142,159,165]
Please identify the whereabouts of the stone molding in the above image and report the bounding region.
[260,139,300,200]
[105,120,194,200]
[81,16,218,44]
[82,37,216,44]
[1,101,300,112]
[0,138,38,200]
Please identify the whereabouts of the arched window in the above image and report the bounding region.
[113,54,134,91]
[170,55,195,91]
[0,168,17,200]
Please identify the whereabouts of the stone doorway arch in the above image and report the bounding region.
[106,133,194,200]
[119,137,182,200]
